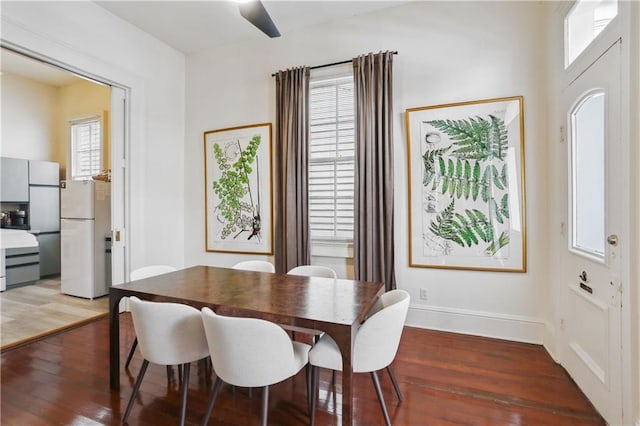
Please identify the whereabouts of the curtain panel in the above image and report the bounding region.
[353,52,396,290]
[274,67,311,273]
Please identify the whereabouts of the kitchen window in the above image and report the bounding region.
[308,74,355,250]
[70,116,102,180]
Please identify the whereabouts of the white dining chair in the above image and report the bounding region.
[123,297,209,426]
[309,289,410,426]
[285,265,338,342]
[232,260,275,273]
[200,307,311,426]
[287,265,337,279]
[124,265,177,370]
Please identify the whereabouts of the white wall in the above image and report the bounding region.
[56,80,111,178]
[1,73,57,161]
[1,1,186,271]
[185,1,548,342]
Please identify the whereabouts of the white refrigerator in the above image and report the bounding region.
[60,180,111,299]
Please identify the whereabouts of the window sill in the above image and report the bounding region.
[311,241,353,258]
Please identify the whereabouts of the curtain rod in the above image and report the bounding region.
[271,51,398,77]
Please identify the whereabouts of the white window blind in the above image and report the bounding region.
[309,75,355,242]
[71,118,101,180]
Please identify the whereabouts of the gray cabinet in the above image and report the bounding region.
[29,186,60,232]
[37,233,60,276]
[28,160,61,277]
[5,246,40,288]
[29,160,59,185]
[1,158,29,202]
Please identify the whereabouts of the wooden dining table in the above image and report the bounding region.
[109,265,384,425]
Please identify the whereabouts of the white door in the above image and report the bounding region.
[559,41,624,425]
[110,86,127,285]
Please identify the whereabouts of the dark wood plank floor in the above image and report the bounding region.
[0,315,604,425]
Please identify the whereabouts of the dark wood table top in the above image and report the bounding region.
[110,265,384,329]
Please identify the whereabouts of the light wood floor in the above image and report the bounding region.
[0,277,108,349]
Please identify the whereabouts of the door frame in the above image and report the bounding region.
[552,2,634,423]
[0,42,131,287]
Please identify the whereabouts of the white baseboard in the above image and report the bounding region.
[406,303,544,344]
[542,320,559,362]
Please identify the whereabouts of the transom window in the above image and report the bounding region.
[308,75,355,242]
[565,0,618,68]
[70,116,102,180]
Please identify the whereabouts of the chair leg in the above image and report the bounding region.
[167,365,174,382]
[261,385,269,426]
[179,363,191,426]
[310,366,319,426]
[125,337,138,369]
[306,364,311,412]
[370,370,391,426]
[123,359,149,423]
[202,377,223,426]
[386,366,403,401]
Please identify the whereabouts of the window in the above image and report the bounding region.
[565,0,618,67]
[70,117,102,180]
[570,91,605,259]
[308,75,355,242]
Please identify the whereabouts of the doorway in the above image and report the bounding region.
[0,47,128,348]
[557,40,626,425]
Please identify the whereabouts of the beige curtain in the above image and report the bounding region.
[274,67,311,273]
[353,52,396,290]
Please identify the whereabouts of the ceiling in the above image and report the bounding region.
[95,1,404,55]
[1,49,83,87]
[1,1,404,86]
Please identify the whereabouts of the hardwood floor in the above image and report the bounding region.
[0,315,604,425]
[0,277,108,349]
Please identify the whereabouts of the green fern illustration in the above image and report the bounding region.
[429,200,465,247]
[489,194,510,224]
[434,157,495,202]
[485,231,510,255]
[422,146,450,189]
[428,115,508,161]
[429,197,510,254]
[212,135,262,240]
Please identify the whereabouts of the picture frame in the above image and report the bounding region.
[405,96,526,272]
[204,123,273,254]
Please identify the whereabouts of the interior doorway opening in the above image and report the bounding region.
[0,46,128,349]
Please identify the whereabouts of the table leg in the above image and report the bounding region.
[109,292,123,390]
[328,325,355,426]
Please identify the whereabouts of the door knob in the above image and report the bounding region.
[607,234,618,246]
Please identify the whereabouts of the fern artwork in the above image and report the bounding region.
[406,97,526,272]
[204,123,273,255]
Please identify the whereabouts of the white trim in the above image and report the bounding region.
[568,341,606,384]
[311,241,353,258]
[543,320,559,362]
[406,303,544,344]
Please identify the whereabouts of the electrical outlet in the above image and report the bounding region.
[419,288,428,300]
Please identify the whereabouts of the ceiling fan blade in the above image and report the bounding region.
[239,1,281,38]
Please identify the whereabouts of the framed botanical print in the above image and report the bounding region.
[204,123,273,254]
[405,96,526,272]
